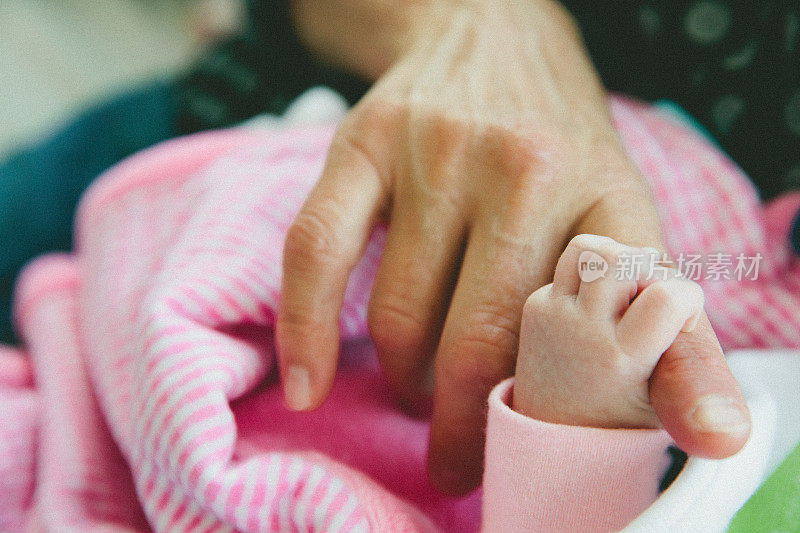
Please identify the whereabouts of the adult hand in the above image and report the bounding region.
[278,0,750,494]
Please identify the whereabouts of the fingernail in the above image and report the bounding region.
[284,365,312,411]
[690,395,750,434]
[682,312,701,332]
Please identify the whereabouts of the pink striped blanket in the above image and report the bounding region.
[1,97,799,532]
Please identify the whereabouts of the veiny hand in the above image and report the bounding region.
[278,0,751,494]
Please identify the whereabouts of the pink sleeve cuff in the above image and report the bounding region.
[482,378,673,532]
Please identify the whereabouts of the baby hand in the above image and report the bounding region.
[512,234,704,428]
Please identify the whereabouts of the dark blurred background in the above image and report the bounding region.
[0,0,244,158]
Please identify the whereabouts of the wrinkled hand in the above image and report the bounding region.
[277,0,750,494]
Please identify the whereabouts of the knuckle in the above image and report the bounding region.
[523,286,551,315]
[351,97,406,133]
[415,153,470,196]
[422,188,462,223]
[284,205,345,269]
[276,307,310,339]
[467,300,521,346]
[645,281,679,315]
[368,299,429,355]
[332,99,401,183]
[330,131,380,175]
[437,302,520,392]
[400,182,463,235]
[326,130,388,196]
[657,346,729,383]
[481,127,559,188]
[654,347,705,379]
[277,299,332,334]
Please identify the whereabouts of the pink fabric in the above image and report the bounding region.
[1,97,800,531]
[0,347,36,532]
[483,380,671,532]
[15,258,149,531]
[762,192,800,244]
[613,101,800,349]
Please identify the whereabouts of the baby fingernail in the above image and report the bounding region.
[690,395,750,434]
[682,312,701,332]
[284,365,312,411]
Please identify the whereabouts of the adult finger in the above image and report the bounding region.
[427,216,560,495]
[277,137,385,411]
[650,315,750,457]
[575,187,750,457]
[367,187,466,413]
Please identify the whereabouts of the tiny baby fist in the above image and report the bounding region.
[512,234,705,430]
